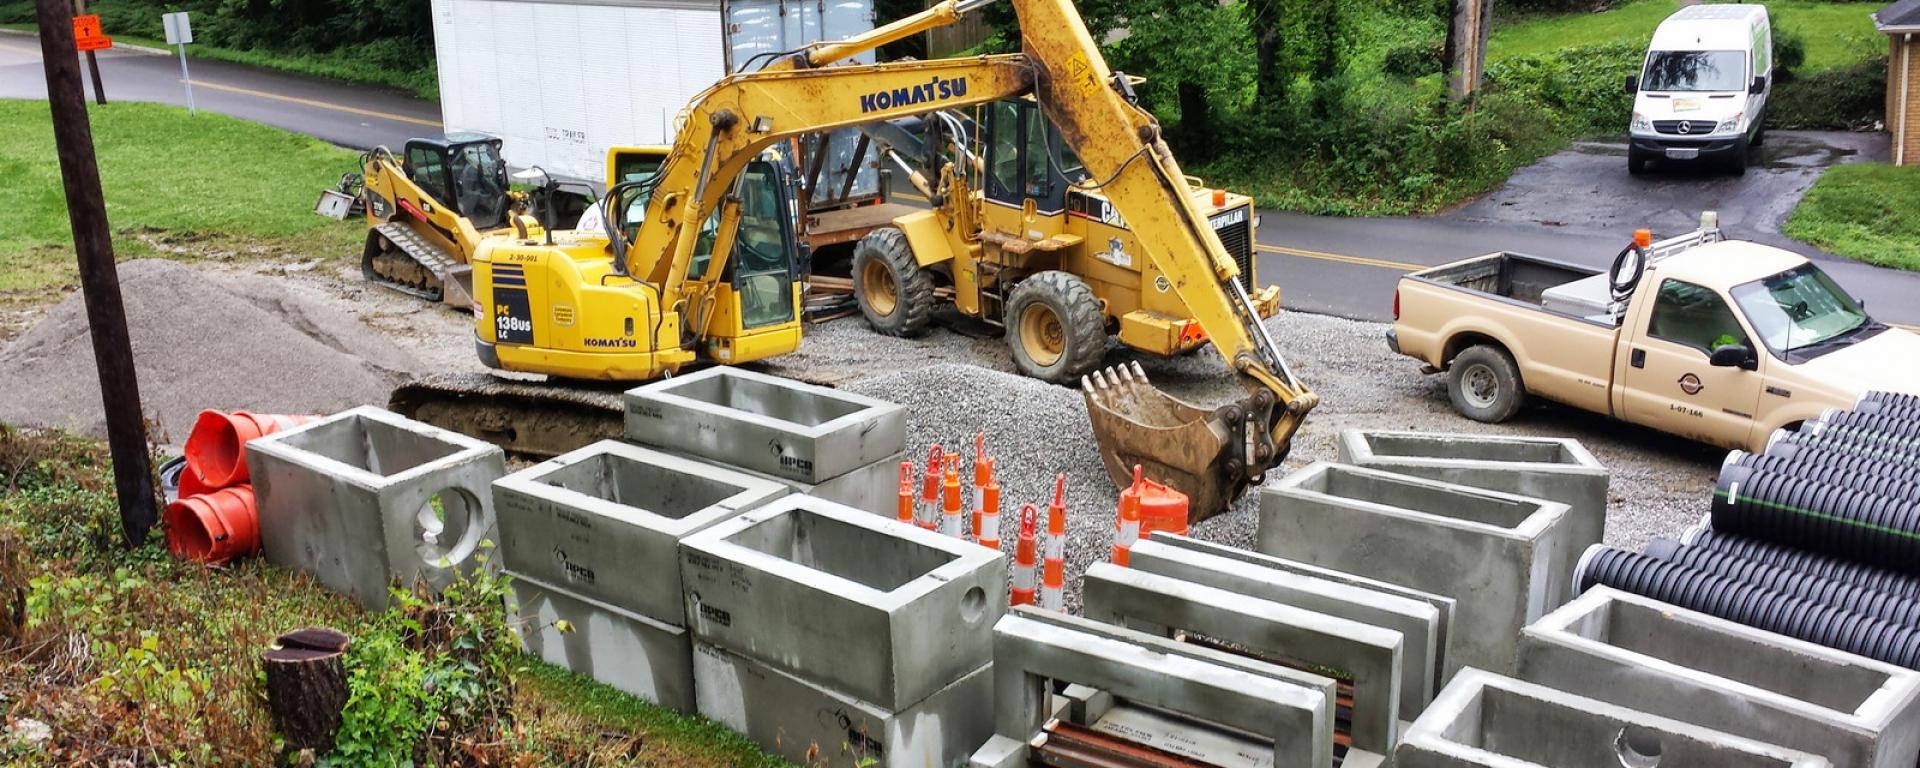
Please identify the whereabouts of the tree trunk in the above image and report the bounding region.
[261,627,352,755]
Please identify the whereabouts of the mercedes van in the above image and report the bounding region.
[1625,4,1773,175]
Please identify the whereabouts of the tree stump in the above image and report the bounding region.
[261,627,352,754]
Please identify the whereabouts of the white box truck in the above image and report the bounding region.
[1625,4,1772,175]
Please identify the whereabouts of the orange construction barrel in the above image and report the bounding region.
[164,485,260,565]
[183,410,317,488]
[1124,472,1191,538]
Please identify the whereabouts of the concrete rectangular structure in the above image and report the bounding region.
[1258,462,1570,677]
[693,641,992,768]
[970,607,1336,768]
[493,440,787,622]
[248,406,506,610]
[1519,587,1920,768]
[679,495,1005,710]
[1397,669,1832,767]
[1337,430,1607,610]
[731,449,906,517]
[625,367,905,484]
[1080,563,1404,755]
[508,573,696,713]
[1126,536,1441,721]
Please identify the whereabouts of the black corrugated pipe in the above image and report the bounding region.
[1805,410,1920,443]
[1861,391,1920,410]
[1642,537,1920,629]
[1725,450,1920,503]
[1685,527,1920,601]
[1854,400,1920,421]
[1765,429,1920,470]
[1761,442,1920,476]
[1713,464,1920,575]
[1575,545,1920,670]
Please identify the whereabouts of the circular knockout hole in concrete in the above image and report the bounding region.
[415,488,480,567]
[960,586,987,624]
[1615,726,1663,768]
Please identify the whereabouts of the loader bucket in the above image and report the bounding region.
[1083,362,1272,521]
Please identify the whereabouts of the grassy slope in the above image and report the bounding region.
[0,99,361,293]
[1783,164,1920,271]
[1492,0,1885,73]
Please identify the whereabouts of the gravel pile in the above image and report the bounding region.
[0,260,421,443]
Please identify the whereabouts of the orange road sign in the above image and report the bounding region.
[73,14,112,51]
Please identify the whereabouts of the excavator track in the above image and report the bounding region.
[388,372,628,459]
[364,222,475,308]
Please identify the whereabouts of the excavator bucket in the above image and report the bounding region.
[1083,362,1273,521]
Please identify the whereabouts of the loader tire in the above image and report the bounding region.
[1448,344,1525,423]
[853,228,934,337]
[1006,271,1106,385]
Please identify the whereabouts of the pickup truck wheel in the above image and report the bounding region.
[1006,271,1106,384]
[853,228,934,337]
[1449,345,1525,423]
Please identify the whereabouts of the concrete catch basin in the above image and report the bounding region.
[493,440,787,623]
[508,573,696,713]
[1258,462,1570,678]
[679,495,1005,710]
[625,367,904,484]
[247,406,506,610]
[1520,587,1920,768]
[1397,669,1833,767]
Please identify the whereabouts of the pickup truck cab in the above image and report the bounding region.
[1390,226,1920,452]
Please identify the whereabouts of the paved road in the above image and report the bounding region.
[0,30,438,150]
[6,29,1916,330]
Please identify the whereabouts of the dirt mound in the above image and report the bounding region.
[0,259,421,443]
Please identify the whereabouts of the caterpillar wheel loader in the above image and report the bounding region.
[392,0,1317,516]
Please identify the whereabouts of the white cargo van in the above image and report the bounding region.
[1625,4,1772,175]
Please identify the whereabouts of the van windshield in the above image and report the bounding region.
[1642,50,1747,92]
[1730,264,1872,356]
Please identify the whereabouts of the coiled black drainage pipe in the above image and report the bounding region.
[1806,410,1920,442]
[1761,442,1920,477]
[1725,450,1920,503]
[1684,528,1920,601]
[1641,537,1920,629]
[1575,545,1920,670]
[1766,428,1920,470]
[1713,464,1920,574]
[1861,390,1920,410]
[1854,400,1920,421]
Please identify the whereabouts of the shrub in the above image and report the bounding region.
[1769,57,1887,130]
[1486,41,1643,133]
[1383,41,1444,79]
[1774,24,1808,78]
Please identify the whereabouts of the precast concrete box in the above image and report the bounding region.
[508,573,696,713]
[679,495,1005,710]
[1519,587,1920,768]
[1257,462,1570,677]
[1396,669,1832,768]
[693,641,992,768]
[625,367,904,484]
[1125,537,1440,721]
[248,406,506,610]
[731,449,907,517]
[493,440,787,622]
[972,607,1337,768]
[1080,563,1405,756]
[1337,429,1607,609]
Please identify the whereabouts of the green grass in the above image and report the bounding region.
[1492,0,1885,73]
[519,663,794,767]
[0,23,437,99]
[1784,164,1920,271]
[0,99,361,294]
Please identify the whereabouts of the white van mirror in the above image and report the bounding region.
[1749,75,1765,94]
[1624,74,1639,94]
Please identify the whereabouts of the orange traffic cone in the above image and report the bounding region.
[979,469,1002,551]
[918,445,943,531]
[972,433,990,541]
[1042,473,1067,611]
[897,462,916,526]
[941,460,964,538]
[1011,503,1039,607]
[184,410,317,488]
[1113,465,1144,566]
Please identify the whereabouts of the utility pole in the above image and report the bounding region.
[1444,0,1494,102]
[35,0,156,548]
[71,0,105,105]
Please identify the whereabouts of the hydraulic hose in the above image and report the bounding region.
[1713,464,1920,574]
[1642,537,1920,629]
[1576,545,1920,670]
[1725,450,1920,503]
[1765,429,1920,469]
[1685,527,1920,601]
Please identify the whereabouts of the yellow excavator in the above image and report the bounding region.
[393,0,1318,515]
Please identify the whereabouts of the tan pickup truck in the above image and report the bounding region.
[1390,225,1920,452]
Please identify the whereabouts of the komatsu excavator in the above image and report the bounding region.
[393,0,1318,515]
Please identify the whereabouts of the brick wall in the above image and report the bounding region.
[1895,35,1920,166]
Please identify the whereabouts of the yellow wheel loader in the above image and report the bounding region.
[393,0,1318,516]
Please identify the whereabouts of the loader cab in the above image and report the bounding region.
[404,134,510,231]
[980,99,1082,217]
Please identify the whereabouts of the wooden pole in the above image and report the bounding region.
[71,0,105,105]
[35,0,156,548]
[1444,0,1494,101]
